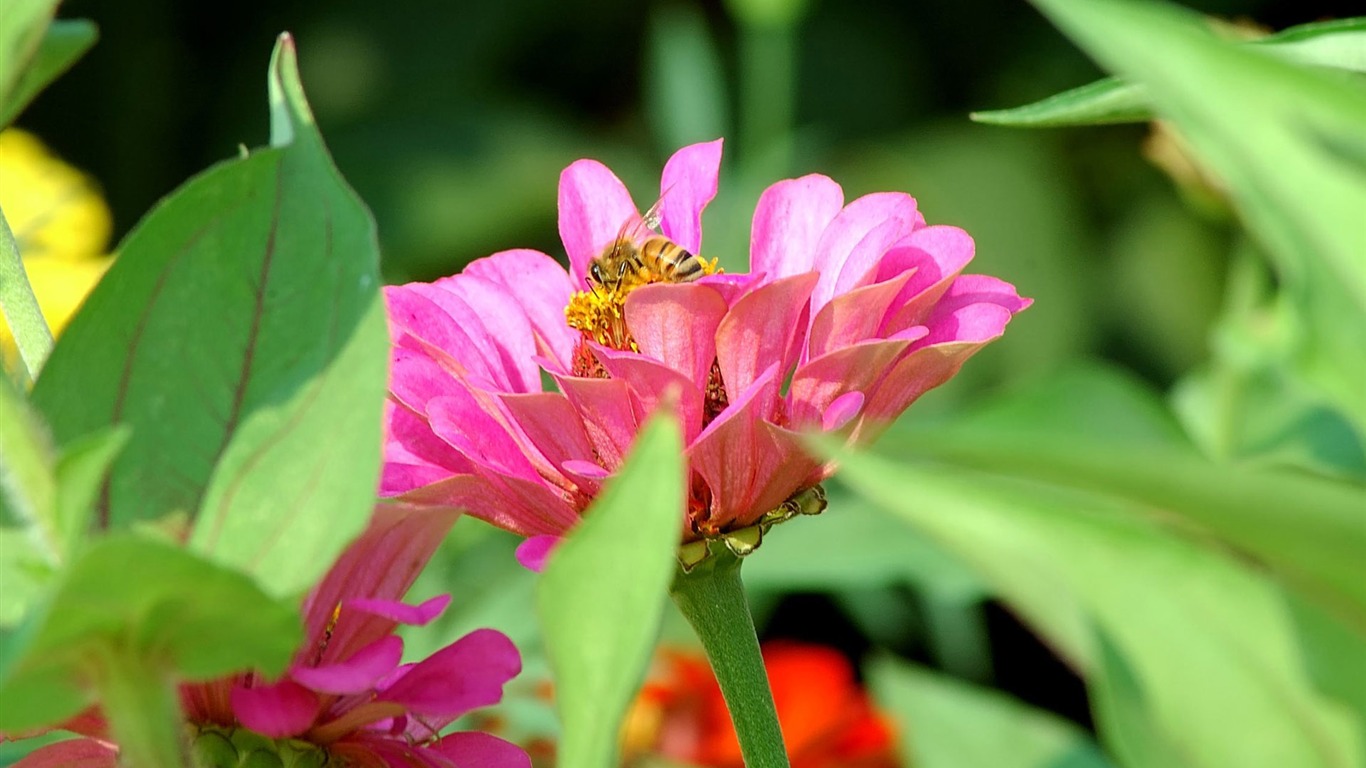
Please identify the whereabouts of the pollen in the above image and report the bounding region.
[564,257,722,365]
[565,282,638,353]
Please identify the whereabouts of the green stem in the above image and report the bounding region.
[670,550,790,768]
[0,204,53,383]
[91,644,192,768]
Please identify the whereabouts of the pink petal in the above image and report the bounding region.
[922,302,1016,348]
[688,367,820,530]
[699,271,766,306]
[387,346,464,415]
[380,462,452,498]
[559,159,638,285]
[348,594,452,626]
[13,739,118,768]
[787,338,914,430]
[879,226,978,334]
[562,459,610,479]
[515,535,561,572]
[806,271,914,358]
[498,392,598,486]
[378,629,522,719]
[230,679,321,738]
[824,219,911,305]
[823,391,865,432]
[429,732,532,768]
[559,459,608,498]
[301,503,460,664]
[400,473,580,537]
[861,339,994,430]
[387,285,515,393]
[658,138,723,254]
[750,175,844,281]
[714,272,818,403]
[426,392,541,482]
[422,275,541,393]
[383,400,471,494]
[463,249,578,369]
[810,192,919,313]
[553,374,641,471]
[290,636,404,695]
[591,346,706,444]
[928,274,1033,316]
[625,283,729,388]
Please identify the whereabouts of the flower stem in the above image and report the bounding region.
[0,204,53,383]
[91,644,192,768]
[670,550,790,768]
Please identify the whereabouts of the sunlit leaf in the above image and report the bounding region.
[1090,633,1191,768]
[886,364,1366,637]
[537,414,685,768]
[30,35,389,598]
[972,18,1366,127]
[0,377,126,629]
[0,371,54,536]
[1021,0,1366,442]
[0,0,58,119]
[0,19,98,129]
[0,534,300,732]
[869,656,1114,768]
[831,444,1361,768]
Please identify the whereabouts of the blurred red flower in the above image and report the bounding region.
[624,641,901,768]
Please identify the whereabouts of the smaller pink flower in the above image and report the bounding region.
[384,139,1030,564]
[14,504,529,768]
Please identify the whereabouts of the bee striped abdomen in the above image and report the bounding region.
[639,236,704,282]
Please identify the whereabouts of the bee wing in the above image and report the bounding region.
[639,182,677,231]
[614,184,674,246]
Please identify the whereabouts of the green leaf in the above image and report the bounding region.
[0,0,58,116]
[1022,0,1366,440]
[52,426,130,556]
[971,77,1148,127]
[0,371,55,541]
[0,375,131,629]
[869,656,1115,768]
[29,35,389,598]
[0,19,98,129]
[0,425,130,630]
[0,534,300,732]
[972,18,1366,127]
[1286,591,1366,733]
[536,414,685,768]
[829,445,1361,768]
[1172,244,1366,482]
[888,363,1366,639]
[743,484,986,601]
[1089,633,1191,768]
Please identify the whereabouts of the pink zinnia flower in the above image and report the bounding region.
[384,139,1029,566]
[13,503,529,768]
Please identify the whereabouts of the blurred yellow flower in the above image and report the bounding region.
[0,128,113,363]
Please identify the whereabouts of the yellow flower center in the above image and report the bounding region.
[563,256,720,375]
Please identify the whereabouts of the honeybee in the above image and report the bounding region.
[587,198,706,291]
